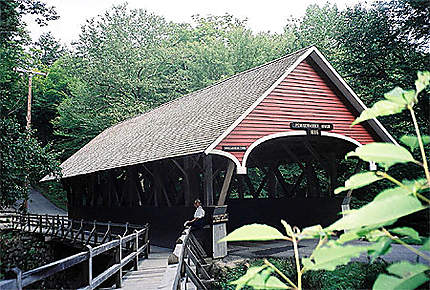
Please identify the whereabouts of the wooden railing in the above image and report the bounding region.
[0,211,145,246]
[0,211,150,290]
[159,228,213,290]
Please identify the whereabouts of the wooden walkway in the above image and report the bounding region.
[121,246,171,289]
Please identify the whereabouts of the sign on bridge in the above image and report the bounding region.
[290,122,333,136]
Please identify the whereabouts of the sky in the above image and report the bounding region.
[24,0,373,46]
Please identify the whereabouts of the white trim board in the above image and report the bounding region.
[241,131,363,169]
[208,131,364,174]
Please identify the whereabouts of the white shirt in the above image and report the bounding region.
[194,206,205,219]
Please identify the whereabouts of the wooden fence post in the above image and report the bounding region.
[133,230,139,271]
[81,219,84,242]
[145,225,150,258]
[45,214,50,234]
[115,236,123,288]
[93,220,98,244]
[12,267,22,290]
[39,215,42,234]
[86,245,93,288]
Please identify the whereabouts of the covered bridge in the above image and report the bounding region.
[45,46,395,245]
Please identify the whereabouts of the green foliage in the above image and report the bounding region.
[400,135,430,152]
[213,259,388,290]
[334,172,383,194]
[302,242,369,271]
[373,262,429,290]
[230,266,289,289]
[327,186,426,231]
[390,227,421,243]
[345,143,417,170]
[0,0,61,208]
[0,119,60,208]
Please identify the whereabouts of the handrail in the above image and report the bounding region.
[0,211,150,290]
[159,228,213,290]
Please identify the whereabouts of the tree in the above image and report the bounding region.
[379,0,430,50]
[52,7,294,160]
[0,0,60,208]
[31,32,65,67]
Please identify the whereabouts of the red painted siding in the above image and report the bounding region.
[215,59,376,162]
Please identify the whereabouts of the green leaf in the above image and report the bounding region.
[365,229,386,242]
[368,237,392,261]
[390,227,420,242]
[219,224,288,242]
[334,172,383,194]
[420,239,429,251]
[352,100,405,125]
[327,187,427,231]
[230,265,267,290]
[298,225,324,240]
[415,71,430,95]
[373,262,430,290]
[302,242,369,271]
[345,143,416,170]
[384,87,414,106]
[400,135,430,151]
[230,266,289,289]
[337,230,362,244]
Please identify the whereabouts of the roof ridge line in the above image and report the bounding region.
[112,45,314,128]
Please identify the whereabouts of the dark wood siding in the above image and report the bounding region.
[216,59,375,162]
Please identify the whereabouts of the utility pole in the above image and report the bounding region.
[15,68,47,211]
[15,68,47,130]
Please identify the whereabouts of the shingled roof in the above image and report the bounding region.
[47,46,395,180]
[50,47,312,179]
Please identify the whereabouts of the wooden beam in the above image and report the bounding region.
[273,167,291,196]
[281,144,306,171]
[328,152,337,196]
[291,170,305,195]
[172,159,191,206]
[203,155,214,206]
[237,175,245,199]
[304,161,321,197]
[266,166,277,198]
[154,162,172,207]
[190,154,203,171]
[254,167,272,198]
[217,160,235,206]
[244,175,255,197]
[303,139,332,197]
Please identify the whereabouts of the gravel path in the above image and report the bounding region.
[27,189,67,216]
